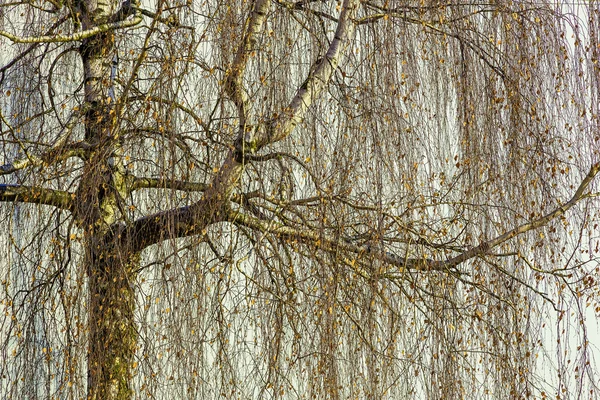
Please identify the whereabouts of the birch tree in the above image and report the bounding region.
[1,0,600,398]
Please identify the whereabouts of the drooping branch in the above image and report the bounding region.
[130,177,208,192]
[357,2,507,78]
[0,184,74,210]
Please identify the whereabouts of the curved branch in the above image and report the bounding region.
[0,184,74,210]
[126,95,205,126]
[228,162,600,274]
[0,15,69,82]
[0,147,87,175]
[0,110,87,175]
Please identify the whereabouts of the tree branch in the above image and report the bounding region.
[130,177,208,192]
[0,11,141,43]
[126,95,206,126]
[0,110,88,175]
[437,162,600,269]
[274,0,338,23]
[244,0,359,151]
[125,0,360,252]
[0,145,89,175]
[227,162,600,274]
[124,198,225,253]
[0,15,69,81]
[224,0,270,133]
[0,184,74,210]
[226,208,444,272]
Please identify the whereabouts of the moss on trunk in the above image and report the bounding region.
[87,247,138,400]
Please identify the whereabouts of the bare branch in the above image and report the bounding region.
[124,199,221,253]
[274,0,338,22]
[130,177,208,193]
[0,109,87,175]
[0,11,141,43]
[130,0,361,251]
[248,0,359,150]
[125,95,206,126]
[227,161,600,274]
[0,184,74,210]
[439,162,600,269]
[0,15,69,81]
[224,0,270,131]
[227,208,444,272]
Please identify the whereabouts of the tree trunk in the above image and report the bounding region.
[74,0,134,396]
[86,240,137,400]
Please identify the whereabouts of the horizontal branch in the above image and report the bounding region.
[125,159,600,270]
[0,145,88,176]
[129,176,257,214]
[0,184,74,210]
[0,15,69,77]
[137,7,185,28]
[0,157,40,175]
[124,197,226,252]
[0,12,141,43]
[131,177,208,192]
[0,107,88,176]
[126,96,206,126]
[227,209,444,272]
